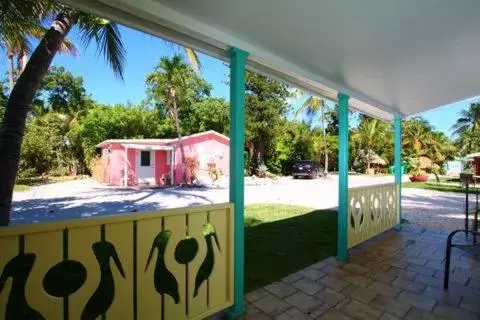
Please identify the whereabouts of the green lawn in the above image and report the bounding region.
[244,204,337,291]
[14,176,79,192]
[403,180,478,194]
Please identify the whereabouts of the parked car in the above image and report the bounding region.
[292,160,324,179]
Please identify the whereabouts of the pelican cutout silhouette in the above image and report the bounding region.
[145,230,180,304]
[0,253,45,320]
[194,223,220,297]
[81,240,125,320]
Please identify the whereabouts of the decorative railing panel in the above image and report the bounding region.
[348,183,399,248]
[0,203,234,320]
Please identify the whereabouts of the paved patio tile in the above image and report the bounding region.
[421,286,462,306]
[274,307,311,320]
[460,296,480,314]
[404,307,443,320]
[342,263,370,275]
[397,291,436,311]
[342,275,372,288]
[308,303,331,319]
[284,291,323,314]
[433,304,479,320]
[341,284,378,304]
[246,288,270,302]
[379,313,401,320]
[265,282,298,299]
[321,265,349,280]
[291,278,324,295]
[407,264,438,277]
[401,256,428,266]
[367,281,402,298]
[391,277,426,293]
[317,309,354,320]
[317,275,348,291]
[368,295,412,318]
[252,293,291,316]
[299,268,327,281]
[245,225,480,320]
[339,299,382,320]
[414,274,443,288]
[282,272,304,284]
[314,288,346,307]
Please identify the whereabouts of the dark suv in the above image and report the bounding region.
[292,160,324,179]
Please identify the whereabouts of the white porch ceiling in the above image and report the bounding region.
[62,0,480,121]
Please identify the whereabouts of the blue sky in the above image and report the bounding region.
[1,24,477,136]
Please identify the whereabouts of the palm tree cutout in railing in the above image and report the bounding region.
[194,223,220,297]
[81,240,125,320]
[145,230,180,304]
[0,253,45,320]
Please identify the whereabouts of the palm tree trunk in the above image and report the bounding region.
[321,99,328,174]
[170,90,187,184]
[7,52,15,92]
[0,12,76,226]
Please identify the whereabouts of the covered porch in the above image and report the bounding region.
[3,0,480,319]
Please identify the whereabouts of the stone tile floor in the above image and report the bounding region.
[243,225,480,320]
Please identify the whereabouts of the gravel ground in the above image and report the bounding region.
[11,175,471,232]
[402,187,474,232]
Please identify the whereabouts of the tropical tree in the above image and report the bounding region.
[146,55,211,183]
[351,118,389,171]
[245,72,290,171]
[295,94,330,172]
[402,118,433,157]
[450,102,480,136]
[0,0,128,225]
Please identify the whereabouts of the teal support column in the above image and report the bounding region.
[394,114,403,225]
[337,92,350,261]
[227,46,248,319]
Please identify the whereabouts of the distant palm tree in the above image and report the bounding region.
[2,21,77,92]
[146,55,200,184]
[295,94,330,172]
[402,118,433,157]
[450,102,480,136]
[0,0,127,226]
[351,118,388,171]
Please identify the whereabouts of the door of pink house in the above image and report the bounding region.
[137,150,155,184]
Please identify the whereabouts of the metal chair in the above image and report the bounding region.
[444,178,480,289]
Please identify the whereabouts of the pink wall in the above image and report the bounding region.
[102,144,137,186]
[170,132,229,184]
[99,131,229,186]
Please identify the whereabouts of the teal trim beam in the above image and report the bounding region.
[337,92,350,261]
[227,46,248,319]
[394,114,402,225]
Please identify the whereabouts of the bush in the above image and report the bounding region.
[185,157,199,184]
[257,163,268,178]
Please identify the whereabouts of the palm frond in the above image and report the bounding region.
[79,16,126,80]
[185,48,201,73]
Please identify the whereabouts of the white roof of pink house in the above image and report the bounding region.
[95,130,230,148]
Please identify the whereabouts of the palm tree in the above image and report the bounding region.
[402,118,432,157]
[351,118,388,171]
[450,102,480,136]
[146,55,202,184]
[295,94,330,173]
[0,1,127,226]
[2,21,77,92]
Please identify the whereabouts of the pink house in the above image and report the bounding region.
[95,130,230,186]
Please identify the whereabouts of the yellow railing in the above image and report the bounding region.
[347,183,399,248]
[0,203,234,320]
